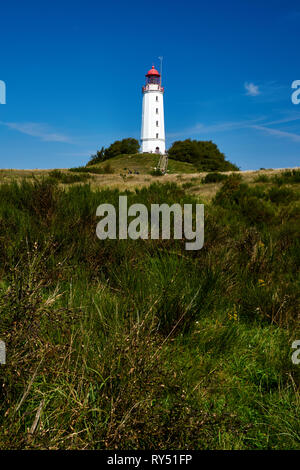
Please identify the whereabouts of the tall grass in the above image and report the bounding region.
[255,169,300,185]
[202,172,228,184]
[69,163,114,174]
[0,177,299,449]
[48,170,91,183]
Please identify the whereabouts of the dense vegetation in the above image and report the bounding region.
[202,172,228,184]
[254,169,300,185]
[168,139,239,172]
[88,138,140,166]
[0,173,299,449]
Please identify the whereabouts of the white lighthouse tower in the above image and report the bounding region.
[141,65,165,154]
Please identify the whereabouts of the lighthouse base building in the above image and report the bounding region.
[141,66,165,154]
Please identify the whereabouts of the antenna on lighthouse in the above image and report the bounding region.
[158,56,163,86]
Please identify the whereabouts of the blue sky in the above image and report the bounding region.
[0,0,300,170]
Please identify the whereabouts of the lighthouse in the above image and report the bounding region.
[141,65,166,154]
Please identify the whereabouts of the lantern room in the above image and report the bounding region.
[145,65,160,85]
[142,65,164,93]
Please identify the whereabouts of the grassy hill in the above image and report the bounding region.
[87,153,197,174]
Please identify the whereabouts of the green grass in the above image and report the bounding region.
[86,153,197,174]
[0,176,299,449]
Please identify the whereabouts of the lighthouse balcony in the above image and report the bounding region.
[142,84,164,93]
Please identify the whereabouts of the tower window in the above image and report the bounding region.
[156,133,159,139]
[156,108,158,114]
[156,121,159,127]
[156,96,158,101]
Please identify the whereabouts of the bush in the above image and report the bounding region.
[87,147,105,165]
[202,172,228,184]
[102,163,114,174]
[267,186,297,204]
[182,182,194,189]
[168,139,239,171]
[273,169,300,185]
[69,165,114,175]
[284,169,300,182]
[87,138,140,165]
[48,170,90,184]
[240,195,275,224]
[150,168,163,176]
[214,174,276,224]
[213,173,243,205]
[105,138,140,159]
[69,166,105,174]
[254,174,270,183]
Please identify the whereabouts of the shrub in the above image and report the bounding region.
[69,165,114,175]
[150,168,163,176]
[267,186,297,204]
[240,195,275,224]
[168,139,239,171]
[213,173,243,206]
[69,166,104,174]
[48,170,90,184]
[102,163,114,174]
[87,138,140,165]
[182,181,194,189]
[87,146,105,165]
[273,169,300,185]
[254,174,270,183]
[202,172,228,184]
[214,174,276,224]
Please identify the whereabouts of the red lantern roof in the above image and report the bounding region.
[146,65,160,77]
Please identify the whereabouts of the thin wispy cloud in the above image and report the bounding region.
[244,82,260,97]
[251,125,300,143]
[265,115,300,126]
[168,112,300,145]
[263,113,300,126]
[0,121,71,143]
[167,117,266,138]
